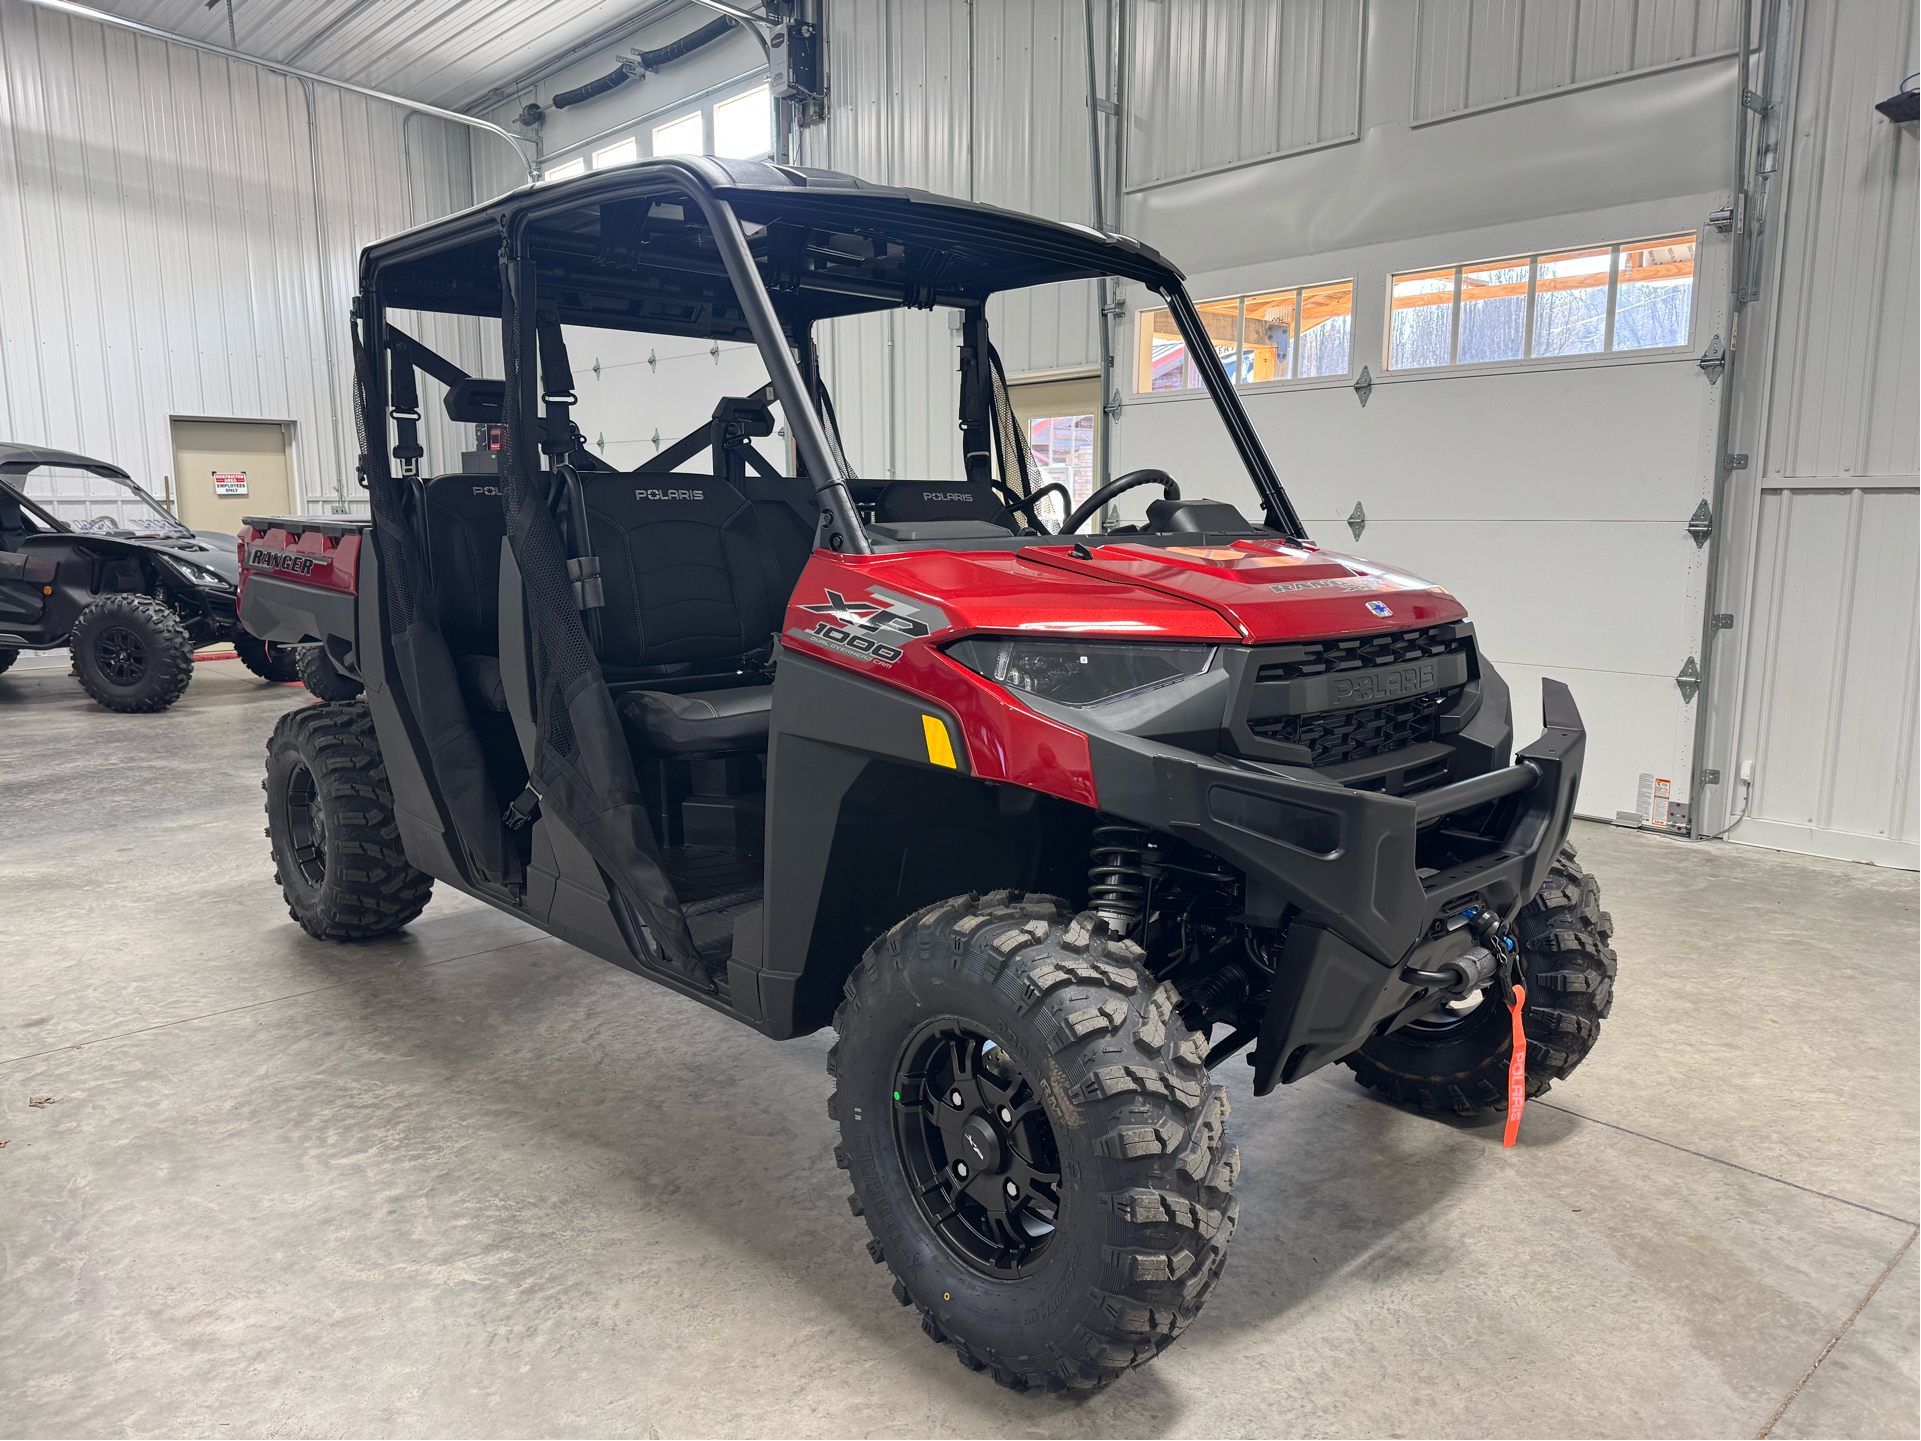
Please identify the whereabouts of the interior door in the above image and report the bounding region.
[170,419,295,533]
[1006,373,1100,529]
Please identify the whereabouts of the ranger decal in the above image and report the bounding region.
[246,546,324,577]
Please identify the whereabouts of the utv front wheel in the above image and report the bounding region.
[1343,845,1617,1116]
[832,892,1239,1391]
[296,643,364,702]
[264,702,433,940]
[0,646,17,677]
[70,593,195,712]
[235,633,302,683]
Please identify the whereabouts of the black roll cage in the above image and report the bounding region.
[353,157,1307,543]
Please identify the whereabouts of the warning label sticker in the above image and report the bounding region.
[1636,773,1673,828]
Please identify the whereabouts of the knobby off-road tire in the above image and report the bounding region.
[263,702,433,941]
[235,633,303,683]
[296,643,364,702]
[1344,844,1617,1117]
[0,646,17,677]
[70,593,194,712]
[831,891,1240,1392]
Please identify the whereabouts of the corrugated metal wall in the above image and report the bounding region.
[0,4,477,515]
[1701,0,1919,866]
[1126,0,1362,189]
[1412,0,1745,123]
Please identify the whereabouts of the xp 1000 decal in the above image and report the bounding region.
[791,585,950,666]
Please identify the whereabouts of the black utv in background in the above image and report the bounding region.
[0,443,300,710]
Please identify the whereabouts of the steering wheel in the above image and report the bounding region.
[1059,469,1180,535]
[998,481,1071,532]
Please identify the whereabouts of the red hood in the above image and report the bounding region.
[1014,538,1467,642]
[810,537,1465,646]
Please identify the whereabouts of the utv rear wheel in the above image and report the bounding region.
[70,593,194,712]
[1343,845,1617,1117]
[263,701,433,940]
[296,644,364,702]
[235,633,302,683]
[832,892,1239,1391]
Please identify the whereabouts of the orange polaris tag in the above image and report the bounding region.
[1503,984,1527,1149]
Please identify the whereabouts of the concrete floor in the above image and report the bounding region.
[2,659,1916,1440]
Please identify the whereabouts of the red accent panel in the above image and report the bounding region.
[782,553,1108,807]
[237,522,361,605]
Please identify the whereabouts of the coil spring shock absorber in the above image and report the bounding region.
[1088,823,1150,935]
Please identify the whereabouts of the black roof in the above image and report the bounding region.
[362,158,1185,343]
[0,442,131,479]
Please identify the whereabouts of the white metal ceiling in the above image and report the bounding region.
[75,0,699,111]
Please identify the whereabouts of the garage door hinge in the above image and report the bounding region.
[1698,769,1722,785]
[1675,655,1701,702]
[1712,612,1734,629]
[1724,453,1749,472]
[1354,366,1373,407]
[1698,334,1727,382]
[1687,500,1713,546]
[1708,205,1735,234]
[1348,501,1366,540]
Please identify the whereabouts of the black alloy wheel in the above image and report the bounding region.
[282,759,328,890]
[895,1023,1061,1278]
[95,625,147,685]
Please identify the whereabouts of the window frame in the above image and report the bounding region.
[1132,278,1357,398]
[1385,231,1700,373]
[538,78,776,182]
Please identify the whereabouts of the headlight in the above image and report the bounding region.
[160,554,233,590]
[945,636,1213,707]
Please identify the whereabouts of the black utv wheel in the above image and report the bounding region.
[1344,845,1617,1117]
[296,644,364,702]
[70,593,195,712]
[263,702,433,941]
[832,891,1239,1391]
[235,633,302,683]
[0,646,17,677]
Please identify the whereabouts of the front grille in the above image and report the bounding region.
[1255,623,1471,684]
[1249,689,1458,766]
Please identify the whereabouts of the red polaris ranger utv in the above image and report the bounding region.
[241,160,1615,1391]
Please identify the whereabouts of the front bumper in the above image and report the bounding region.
[1084,678,1585,1093]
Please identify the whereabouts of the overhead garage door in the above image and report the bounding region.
[1114,211,1732,826]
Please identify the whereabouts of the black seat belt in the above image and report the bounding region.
[534,314,605,647]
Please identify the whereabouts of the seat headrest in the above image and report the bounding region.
[871,481,1010,526]
[580,471,750,523]
[424,474,508,514]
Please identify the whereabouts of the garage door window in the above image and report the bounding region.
[1135,280,1354,392]
[1387,235,1697,370]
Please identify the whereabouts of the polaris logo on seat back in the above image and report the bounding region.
[921,490,975,504]
[1332,663,1437,705]
[246,546,322,577]
[635,487,704,501]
